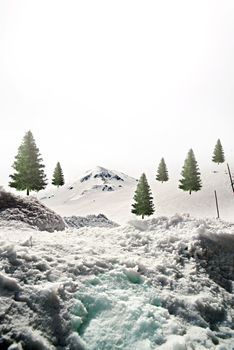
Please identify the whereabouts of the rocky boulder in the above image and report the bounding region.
[0,190,65,232]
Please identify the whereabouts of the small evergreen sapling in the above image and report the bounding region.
[9,130,47,195]
[212,139,225,164]
[179,149,202,195]
[132,173,155,219]
[52,162,65,187]
[156,158,169,183]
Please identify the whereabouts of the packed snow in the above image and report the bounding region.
[0,214,233,349]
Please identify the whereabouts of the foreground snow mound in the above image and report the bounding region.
[0,215,233,349]
[64,214,119,229]
[0,190,65,232]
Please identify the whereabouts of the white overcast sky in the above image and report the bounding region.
[0,0,234,186]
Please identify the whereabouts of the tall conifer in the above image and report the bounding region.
[132,173,155,219]
[212,139,225,164]
[9,131,47,195]
[52,162,65,187]
[156,158,169,183]
[179,149,202,195]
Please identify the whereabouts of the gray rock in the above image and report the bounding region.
[64,213,119,229]
[196,232,234,293]
[0,190,65,232]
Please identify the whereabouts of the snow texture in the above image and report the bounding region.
[0,190,65,232]
[0,214,233,349]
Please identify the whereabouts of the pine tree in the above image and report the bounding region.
[179,149,202,195]
[9,131,47,195]
[52,162,65,187]
[132,173,155,219]
[156,158,169,183]
[212,139,225,164]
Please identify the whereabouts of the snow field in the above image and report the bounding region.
[38,164,234,224]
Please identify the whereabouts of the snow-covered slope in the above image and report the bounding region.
[151,163,234,223]
[39,164,234,224]
[0,215,233,349]
[39,166,138,222]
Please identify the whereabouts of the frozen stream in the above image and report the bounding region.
[72,270,168,349]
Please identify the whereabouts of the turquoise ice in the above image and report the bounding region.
[72,269,169,350]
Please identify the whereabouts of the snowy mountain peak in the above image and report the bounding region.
[80,166,136,184]
[39,166,137,216]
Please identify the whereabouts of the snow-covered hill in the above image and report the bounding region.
[0,215,233,349]
[39,166,138,222]
[39,164,234,224]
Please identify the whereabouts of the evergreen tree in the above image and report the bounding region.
[156,158,169,183]
[179,149,202,195]
[52,162,65,187]
[212,139,225,164]
[132,173,155,219]
[9,131,47,195]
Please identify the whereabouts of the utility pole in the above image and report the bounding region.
[214,190,220,219]
[227,163,234,194]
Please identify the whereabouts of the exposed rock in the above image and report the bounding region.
[80,167,124,183]
[64,214,119,229]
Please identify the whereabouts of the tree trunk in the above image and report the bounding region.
[142,214,144,219]
[189,190,191,195]
[26,189,30,196]
[227,163,234,194]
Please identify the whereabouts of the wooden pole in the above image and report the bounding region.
[214,190,220,219]
[227,163,234,194]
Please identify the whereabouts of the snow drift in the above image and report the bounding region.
[0,190,65,232]
[0,215,233,349]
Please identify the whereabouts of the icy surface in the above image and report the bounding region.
[0,215,233,349]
